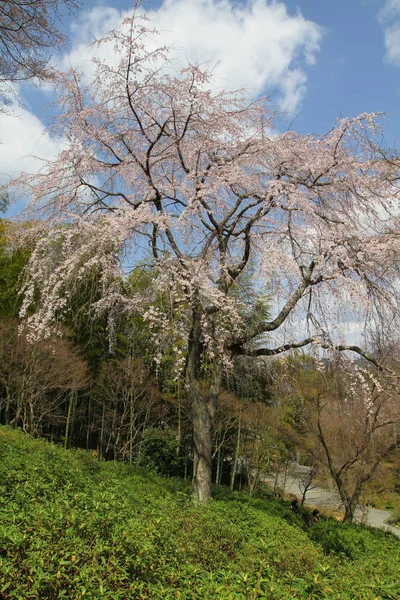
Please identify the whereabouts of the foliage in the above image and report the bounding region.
[1,426,400,599]
[307,518,377,560]
[0,194,9,213]
[0,220,30,318]
[138,427,184,477]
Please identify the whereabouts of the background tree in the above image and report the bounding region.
[283,353,400,522]
[93,357,160,461]
[0,219,29,318]
[241,403,291,497]
[8,12,400,501]
[298,465,318,506]
[0,320,88,434]
[0,0,80,107]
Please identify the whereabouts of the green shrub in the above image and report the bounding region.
[308,518,389,560]
[137,427,184,477]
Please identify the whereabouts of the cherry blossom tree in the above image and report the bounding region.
[7,13,400,501]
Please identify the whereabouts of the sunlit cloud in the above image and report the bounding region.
[379,0,400,65]
[60,0,322,113]
[0,0,322,198]
[0,102,64,179]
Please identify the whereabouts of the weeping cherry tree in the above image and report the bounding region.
[8,12,400,501]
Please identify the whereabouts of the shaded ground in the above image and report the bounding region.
[265,463,400,538]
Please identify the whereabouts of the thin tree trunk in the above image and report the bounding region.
[177,383,181,454]
[64,391,74,449]
[86,396,91,451]
[28,399,35,434]
[4,384,11,425]
[216,432,221,485]
[230,409,242,492]
[99,399,105,460]
[129,387,134,464]
[69,391,76,447]
[137,406,151,460]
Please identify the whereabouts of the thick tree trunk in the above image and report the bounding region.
[331,475,360,523]
[185,309,221,502]
[342,483,362,523]
[190,385,214,501]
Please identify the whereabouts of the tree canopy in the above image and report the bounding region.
[0,0,80,107]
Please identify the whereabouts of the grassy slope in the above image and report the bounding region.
[0,427,399,600]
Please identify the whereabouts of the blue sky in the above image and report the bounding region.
[282,0,400,135]
[1,0,400,183]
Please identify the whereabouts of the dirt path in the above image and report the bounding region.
[265,464,400,538]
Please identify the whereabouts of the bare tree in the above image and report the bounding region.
[0,320,88,434]
[93,358,160,461]
[286,354,400,522]
[0,0,80,106]
[298,465,318,506]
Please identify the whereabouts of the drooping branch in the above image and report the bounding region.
[320,344,383,371]
[230,337,386,374]
[230,337,315,357]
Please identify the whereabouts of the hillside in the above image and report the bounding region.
[0,426,399,600]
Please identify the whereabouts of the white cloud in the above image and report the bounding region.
[379,0,400,65]
[58,6,125,75]
[60,0,322,113]
[0,99,65,213]
[381,0,400,17]
[0,0,322,201]
[0,107,63,178]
